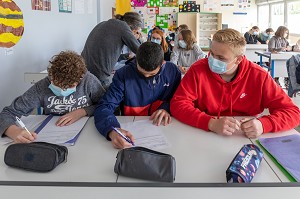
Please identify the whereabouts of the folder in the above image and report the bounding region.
[257,134,300,182]
[34,115,89,146]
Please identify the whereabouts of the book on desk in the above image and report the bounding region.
[257,134,300,182]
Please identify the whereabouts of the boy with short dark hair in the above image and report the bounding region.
[94,42,181,149]
[0,51,105,143]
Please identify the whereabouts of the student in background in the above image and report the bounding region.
[259,28,274,44]
[171,29,300,138]
[94,42,181,149]
[0,51,105,143]
[170,29,205,74]
[150,29,172,61]
[81,12,142,88]
[268,26,292,53]
[170,24,189,47]
[268,26,295,88]
[244,26,261,44]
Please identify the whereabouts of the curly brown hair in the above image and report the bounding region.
[180,29,196,50]
[47,50,87,89]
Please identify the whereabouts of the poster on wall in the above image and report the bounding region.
[203,0,218,11]
[131,0,147,7]
[221,0,234,10]
[156,14,168,28]
[31,0,51,11]
[0,0,24,48]
[59,0,72,13]
[237,0,251,11]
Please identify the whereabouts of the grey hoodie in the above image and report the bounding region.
[0,71,104,136]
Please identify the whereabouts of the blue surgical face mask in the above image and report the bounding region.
[262,32,268,37]
[49,83,76,97]
[151,38,162,45]
[178,40,187,49]
[208,55,236,74]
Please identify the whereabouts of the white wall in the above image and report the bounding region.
[99,0,115,21]
[0,0,98,110]
[178,0,257,33]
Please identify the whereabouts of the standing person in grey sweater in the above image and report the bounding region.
[171,29,205,74]
[0,51,105,143]
[81,12,142,88]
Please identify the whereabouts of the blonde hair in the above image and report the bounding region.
[212,28,246,56]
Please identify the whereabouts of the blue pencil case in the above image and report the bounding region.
[226,144,263,183]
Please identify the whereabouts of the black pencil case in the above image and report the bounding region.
[4,142,68,172]
[114,147,176,182]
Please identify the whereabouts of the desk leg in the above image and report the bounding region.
[271,60,275,78]
[259,55,263,66]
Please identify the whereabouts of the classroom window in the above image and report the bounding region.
[271,3,284,30]
[258,5,269,30]
[287,1,300,34]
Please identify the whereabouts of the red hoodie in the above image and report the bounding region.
[171,56,300,133]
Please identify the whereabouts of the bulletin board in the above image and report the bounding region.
[130,0,178,34]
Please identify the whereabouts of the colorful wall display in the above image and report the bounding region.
[0,0,24,48]
[179,1,200,12]
[31,0,51,11]
[59,0,72,13]
[131,0,147,7]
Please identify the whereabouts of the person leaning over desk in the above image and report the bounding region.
[0,51,105,143]
[94,42,181,149]
[81,12,142,88]
[171,28,300,138]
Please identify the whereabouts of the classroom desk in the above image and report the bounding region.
[244,44,268,62]
[117,117,279,183]
[1,116,300,199]
[0,117,133,183]
[255,51,299,78]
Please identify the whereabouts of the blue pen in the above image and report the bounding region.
[111,126,135,146]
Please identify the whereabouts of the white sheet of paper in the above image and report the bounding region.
[35,116,89,145]
[120,119,170,150]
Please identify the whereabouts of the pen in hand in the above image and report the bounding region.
[15,116,32,136]
[111,126,135,146]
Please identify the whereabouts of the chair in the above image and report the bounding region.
[286,54,300,97]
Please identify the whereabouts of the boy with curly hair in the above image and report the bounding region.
[0,50,105,143]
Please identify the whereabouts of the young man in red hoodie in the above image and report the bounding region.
[171,28,300,138]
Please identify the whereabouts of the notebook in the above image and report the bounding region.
[257,134,300,182]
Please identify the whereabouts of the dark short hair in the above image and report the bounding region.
[136,42,164,72]
[266,28,274,33]
[115,12,142,30]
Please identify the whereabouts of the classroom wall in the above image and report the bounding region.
[99,0,115,21]
[178,0,257,33]
[0,0,98,111]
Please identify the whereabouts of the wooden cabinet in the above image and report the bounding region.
[177,12,222,50]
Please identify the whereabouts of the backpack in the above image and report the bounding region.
[286,54,300,97]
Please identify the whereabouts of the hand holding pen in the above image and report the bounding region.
[109,127,135,149]
[6,116,37,143]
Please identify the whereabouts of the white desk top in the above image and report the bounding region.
[2,116,299,188]
[0,117,133,183]
[117,117,280,183]
[246,44,268,50]
[255,51,299,60]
